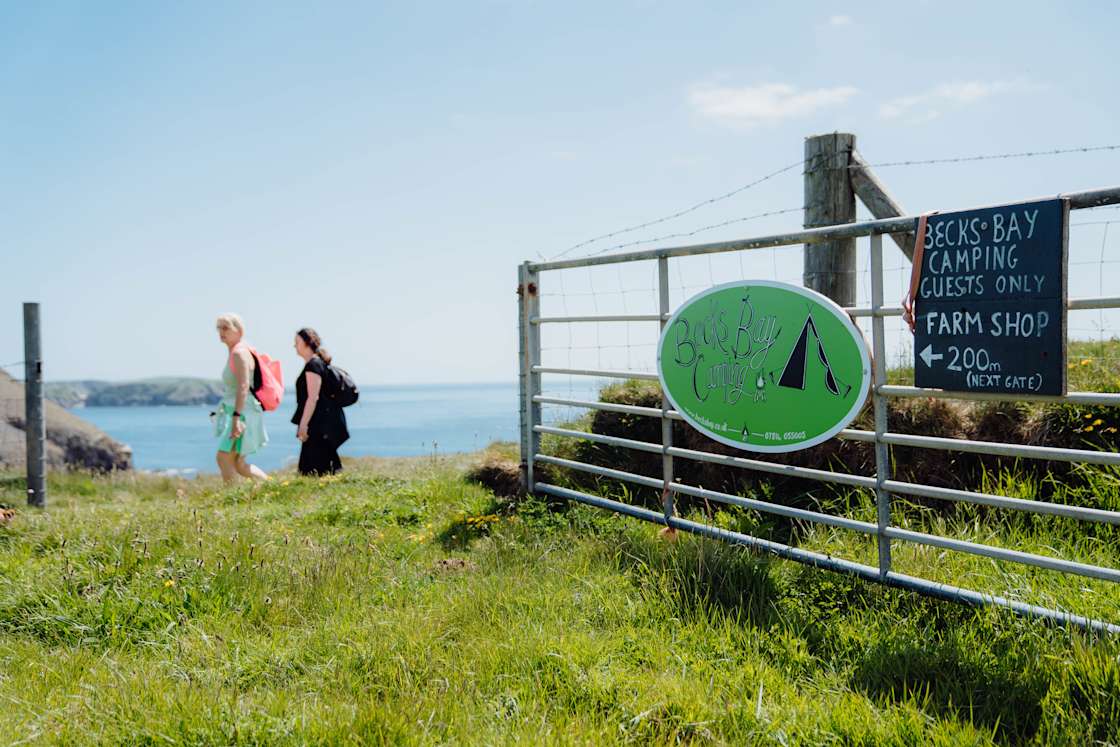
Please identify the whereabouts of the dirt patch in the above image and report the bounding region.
[465,457,522,498]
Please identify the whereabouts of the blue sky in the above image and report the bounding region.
[2,1,1118,384]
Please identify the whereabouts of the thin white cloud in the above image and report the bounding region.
[879,80,1038,122]
[690,83,859,128]
[829,15,852,25]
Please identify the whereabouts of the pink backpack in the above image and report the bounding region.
[230,344,284,411]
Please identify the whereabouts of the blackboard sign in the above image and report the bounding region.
[913,198,1068,395]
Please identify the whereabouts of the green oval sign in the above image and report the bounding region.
[657,280,870,452]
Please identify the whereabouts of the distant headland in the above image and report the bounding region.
[45,378,224,408]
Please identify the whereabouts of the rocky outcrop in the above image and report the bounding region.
[0,371,132,472]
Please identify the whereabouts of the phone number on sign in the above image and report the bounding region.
[763,431,806,441]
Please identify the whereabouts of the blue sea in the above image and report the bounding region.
[78,381,602,476]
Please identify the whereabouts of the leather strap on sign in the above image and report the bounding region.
[901,211,938,333]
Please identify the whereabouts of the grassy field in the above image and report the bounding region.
[1,453,1119,745]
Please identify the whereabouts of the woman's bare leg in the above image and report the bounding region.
[216,450,239,483]
[234,455,268,481]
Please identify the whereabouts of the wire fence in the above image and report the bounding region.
[550,141,1120,265]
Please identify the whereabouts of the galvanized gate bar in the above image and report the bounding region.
[533,314,665,324]
[532,365,660,381]
[534,425,664,454]
[842,294,1118,318]
[533,454,878,534]
[668,480,879,534]
[529,186,1120,272]
[879,385,1120,407]
[534,395,684,420]
[664,445,877,490]
[845,306,903,318]
[1067,295,1120,310]
[534,454,663,489]
[658,256,675,523]
[869,233,893,577]
[532,396,880,442]
[880,570,1120,635]
[535,423,879,488]
[884,526,1120,583]
[535,480,1120,634]
[884,479,1120,524]
[878,432,1120,466]
[534,481,882,576]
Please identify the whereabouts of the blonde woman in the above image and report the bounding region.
[214,313,269,483]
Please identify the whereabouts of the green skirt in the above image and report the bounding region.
[214,401,268,456]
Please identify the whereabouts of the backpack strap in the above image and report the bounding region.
[249,350,263,394]
[228,343,263,397]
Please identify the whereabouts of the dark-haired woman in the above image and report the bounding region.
[292,328,349,475]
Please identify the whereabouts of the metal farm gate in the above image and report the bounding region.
[517,183,1120,634]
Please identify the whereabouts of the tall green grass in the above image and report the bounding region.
[1,462,1118,744]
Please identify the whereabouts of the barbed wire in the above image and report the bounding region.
[549,141,1119,265]
[573,207,804,259]
[548,158,806,261]
[847,143,1120,170]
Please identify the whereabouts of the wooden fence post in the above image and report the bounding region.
[804,133,857,306]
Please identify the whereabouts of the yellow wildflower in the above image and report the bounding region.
[164,579,175,588]
[1093,419,1104,426]
[1081,359,1091,366]
[1085,426,1095,432]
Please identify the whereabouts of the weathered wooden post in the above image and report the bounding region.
[23,303,46,508]
[803,132,857,305]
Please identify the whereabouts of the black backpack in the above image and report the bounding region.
[325,364,359,407]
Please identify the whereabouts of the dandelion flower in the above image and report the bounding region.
[1081,359,1091,366]
[1093,419,1104,426]
[1085,426,1095,432]
[164,579,175,588]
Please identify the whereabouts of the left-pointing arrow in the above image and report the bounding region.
[919,344,944,367]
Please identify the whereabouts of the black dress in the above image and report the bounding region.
[292,357,349,475]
